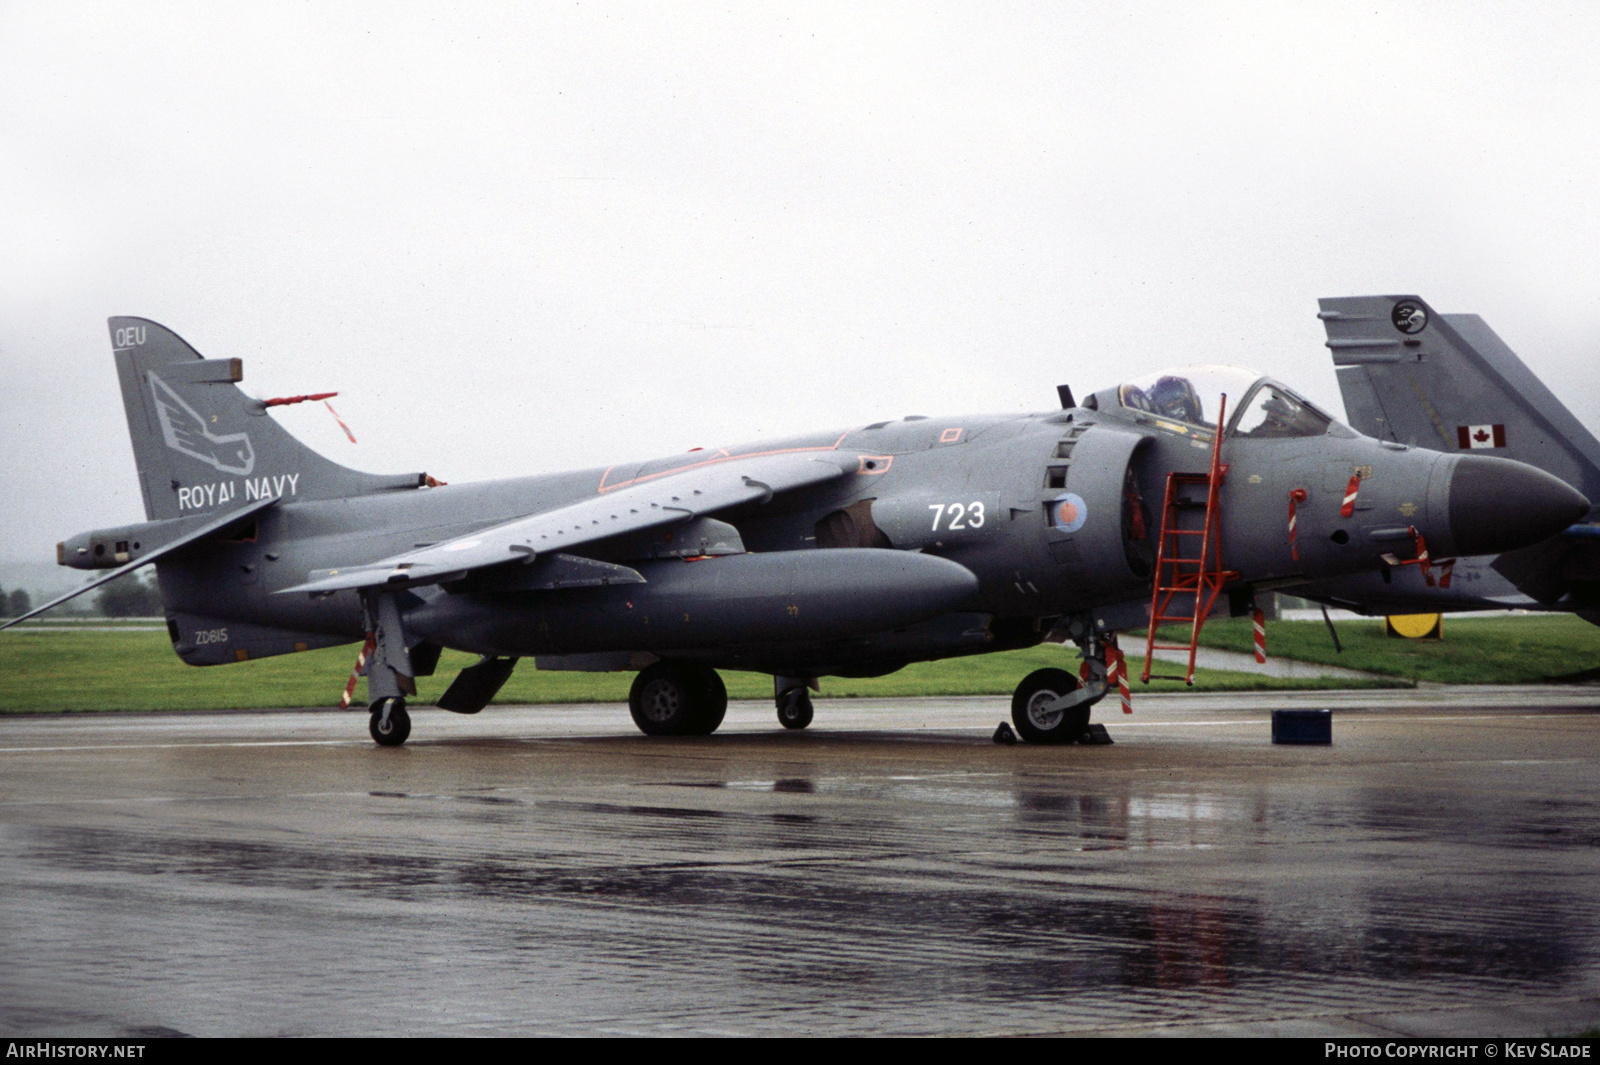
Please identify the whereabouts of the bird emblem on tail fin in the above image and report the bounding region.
[149,372,256,476]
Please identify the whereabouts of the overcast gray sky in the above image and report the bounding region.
[4,1,1599,575]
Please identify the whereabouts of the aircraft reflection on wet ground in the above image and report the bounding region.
[2,690,1599,1036]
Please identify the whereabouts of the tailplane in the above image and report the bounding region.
[111,317,426,520]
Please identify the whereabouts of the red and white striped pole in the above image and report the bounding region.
[1107,634,1132,715]
[338,633,376,709]
[1252,608,1267,664]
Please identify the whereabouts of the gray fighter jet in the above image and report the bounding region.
[4,317,1587,744]
[1300,295,1600,625]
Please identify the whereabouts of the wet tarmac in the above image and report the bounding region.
[4,688,1600,1037]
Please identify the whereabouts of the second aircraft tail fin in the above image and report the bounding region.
[1319,294,1600,515]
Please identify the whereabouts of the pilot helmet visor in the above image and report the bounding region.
[1117,365,1262,429]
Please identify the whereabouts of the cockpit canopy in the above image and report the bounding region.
[1116,364,1335,438]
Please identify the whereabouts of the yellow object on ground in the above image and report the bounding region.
[1386,613,1443,639]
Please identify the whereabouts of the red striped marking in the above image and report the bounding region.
[1410,527,1434,585]
[1252,608,1267,664]
[338,633,376,709]
[1339,473,1361,518]
[325,401,358,444]
[1107,634,1132,714]
[596,431,852,493]
[1288,488,1307,560]
[263,391,337,408]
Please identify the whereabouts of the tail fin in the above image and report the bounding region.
[1319,295,1600,514]
[111,317,426,520]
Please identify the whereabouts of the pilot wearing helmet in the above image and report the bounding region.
[1146,375,1207,426]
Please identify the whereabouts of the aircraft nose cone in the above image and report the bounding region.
[1447,455,1590,556]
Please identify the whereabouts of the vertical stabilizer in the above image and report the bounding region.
[111,317,425,521]
[1319,295,1600,516]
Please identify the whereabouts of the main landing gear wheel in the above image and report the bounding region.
[629,662,727,736]
[777,687,814,730]
[1011,668,1089,745]
[694,667,728,735]
[369,697,411,747]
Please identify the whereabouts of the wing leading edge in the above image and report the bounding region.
[277,451,854,595]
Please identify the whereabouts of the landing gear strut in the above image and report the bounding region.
[628,661,727,736]
[360,590,417,747]
[369,697,411,747]
[1008,619,1113,744]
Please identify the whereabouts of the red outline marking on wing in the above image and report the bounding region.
[595,431,851,493]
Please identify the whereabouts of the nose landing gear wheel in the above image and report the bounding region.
[1010,668,1089,744]
[369,698,411,747]
[777,688,814,730]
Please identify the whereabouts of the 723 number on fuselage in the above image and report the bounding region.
[928,502,986,531]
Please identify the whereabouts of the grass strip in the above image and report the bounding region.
[0,630,1400,714]
[1179,614,1600,685]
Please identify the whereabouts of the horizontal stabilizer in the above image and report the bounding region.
[0,495,281,632]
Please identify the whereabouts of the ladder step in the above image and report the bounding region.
[1145,432,1229,684]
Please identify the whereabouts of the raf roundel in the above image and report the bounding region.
[1051,493,1088,534]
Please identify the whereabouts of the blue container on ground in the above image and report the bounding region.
[1272,708,1331,745]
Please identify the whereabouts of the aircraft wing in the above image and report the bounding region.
[277,451,853,595]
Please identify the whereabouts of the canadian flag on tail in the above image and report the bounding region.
[1456,424,1506,449]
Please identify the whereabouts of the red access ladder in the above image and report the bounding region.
[1140,395,1242,685]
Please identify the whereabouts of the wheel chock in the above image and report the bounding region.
[992,721,1018,745]
[1077,723,1114,746]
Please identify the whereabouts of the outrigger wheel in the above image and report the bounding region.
[777,687,814,730]
[369,697,411,747]
[1010,668,1090,744]
[629,661,727,736]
